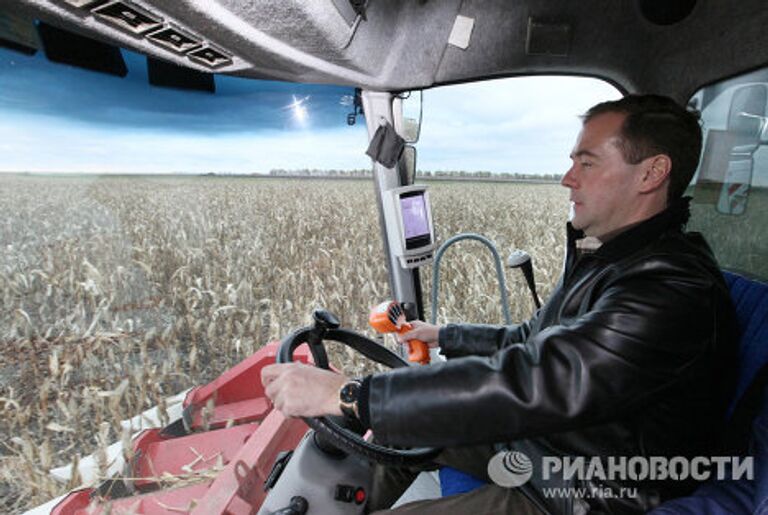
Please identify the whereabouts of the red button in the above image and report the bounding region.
[354,487,366,504]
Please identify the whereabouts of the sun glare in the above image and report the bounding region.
[286,94,310,127]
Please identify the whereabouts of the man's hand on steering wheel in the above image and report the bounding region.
[261,362,346,418]
[257,309,440,466]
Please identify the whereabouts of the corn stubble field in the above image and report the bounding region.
[0,175,567,513]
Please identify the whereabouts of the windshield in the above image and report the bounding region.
[0,48,368,173]
[0,40,620,512]
[0,44,375,512]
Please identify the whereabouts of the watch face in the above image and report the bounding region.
[340,381,361,403]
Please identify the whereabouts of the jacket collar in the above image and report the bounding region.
[567,196,692,262]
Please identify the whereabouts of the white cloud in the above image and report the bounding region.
[0,113,370,174]
[418,76,621,174]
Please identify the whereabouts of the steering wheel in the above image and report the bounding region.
[276,309,441,466]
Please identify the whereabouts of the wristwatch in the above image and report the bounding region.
[339,379,362,420]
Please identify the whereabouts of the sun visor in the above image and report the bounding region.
[37,21,127,77]
[366,122,405,168]
[0,10,39,55]
[147,57,215,93]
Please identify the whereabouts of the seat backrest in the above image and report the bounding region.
[722,271,768,419]
[652,272,768,514]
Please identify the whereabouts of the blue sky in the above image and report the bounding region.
[0,46,620,175]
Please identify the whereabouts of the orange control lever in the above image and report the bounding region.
[369,301,430,365]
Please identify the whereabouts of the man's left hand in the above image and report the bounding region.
[261,362,346,418]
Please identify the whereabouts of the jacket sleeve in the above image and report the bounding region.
[438,316,537,359]
[368,262,728,447]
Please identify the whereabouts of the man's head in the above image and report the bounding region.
[561,94,701,239]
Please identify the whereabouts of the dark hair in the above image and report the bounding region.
[582,94,702,202]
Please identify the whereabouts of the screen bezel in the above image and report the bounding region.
[399,190,432,250]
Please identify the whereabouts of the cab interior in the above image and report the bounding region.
[2,0,768,513]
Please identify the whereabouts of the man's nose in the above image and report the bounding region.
[561,166,577,188]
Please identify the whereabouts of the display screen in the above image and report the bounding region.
[400,192,431,249]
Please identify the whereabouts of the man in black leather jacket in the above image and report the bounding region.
[262,95,738,514]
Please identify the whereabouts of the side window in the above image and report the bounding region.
[688,67,768,279]
[417,76,621,323]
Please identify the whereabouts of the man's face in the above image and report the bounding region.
[561,112,646,239]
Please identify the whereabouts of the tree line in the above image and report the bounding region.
[268,169,561,181]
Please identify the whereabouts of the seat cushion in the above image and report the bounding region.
[439,466,487,497]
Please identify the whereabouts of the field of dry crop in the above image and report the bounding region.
[0,174,568,513]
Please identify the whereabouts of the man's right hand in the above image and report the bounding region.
[396,320,441,348]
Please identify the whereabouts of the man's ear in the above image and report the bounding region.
[638,154,672,193]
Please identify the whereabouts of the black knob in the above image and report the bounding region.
[270,495,309,515]
[289,496,308,514]
[312,309,340,331]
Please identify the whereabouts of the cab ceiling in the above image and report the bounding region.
[6,0,768,101]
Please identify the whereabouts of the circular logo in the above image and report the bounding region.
[487,450,533,488]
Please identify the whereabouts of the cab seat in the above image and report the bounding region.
[651,271,768,514]
[440,271,768,515]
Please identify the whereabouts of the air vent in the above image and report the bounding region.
[188,45,232,69]
[92,1,162,35]
[146,24,201,54]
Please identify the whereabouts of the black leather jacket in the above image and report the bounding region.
[365,199,738,514]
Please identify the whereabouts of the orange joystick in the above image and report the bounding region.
[369,301,430,365]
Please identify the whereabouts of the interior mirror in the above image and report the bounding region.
[393,91,423,143]
[727,84,767,138]
[400,145,417,185]
[716,84,767,215]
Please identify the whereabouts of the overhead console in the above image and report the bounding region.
[7,0,463,90]
[5,0,394,80]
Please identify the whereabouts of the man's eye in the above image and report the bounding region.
[581,162,593,168]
